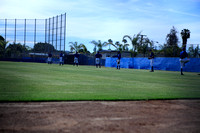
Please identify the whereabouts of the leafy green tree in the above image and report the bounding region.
[138,38,153,57]
[181,29,190,47]
[188,45,199,58]
[0,35,8,58]
[166,26,179,47]
[123,32,141,57]
[6,43,27,57]
[163,26,181,57]
[0,41,9,58]
[0,35,5,41]
[33,42,55,53]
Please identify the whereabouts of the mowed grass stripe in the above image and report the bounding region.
[0,61,199,101]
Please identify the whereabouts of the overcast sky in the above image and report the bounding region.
[1,0,200,52]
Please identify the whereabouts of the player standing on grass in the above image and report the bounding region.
[59,51,64,66]
[47,52,52,64]
[74,51,79,67]
[148,49,154,72]
[95,51,102,68]
[117,51,121,69]
[179,47,190,75]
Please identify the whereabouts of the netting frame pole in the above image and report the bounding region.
[56,15,58,50]
[60,14,62,51]
[14,19,16,44]
[64,13,66,52]
[34,19,37,47]
[24,19,26,47]
[52,17,54,49]
[48,18,51,52]
[5,19,7,42]
[45,19,47,43]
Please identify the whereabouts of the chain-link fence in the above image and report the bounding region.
[0,13,66,52]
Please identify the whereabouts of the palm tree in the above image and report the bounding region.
[181,29,190,48]
[123,32,141,56]
[122,39,129,51]
[107,39,114,50]
[79,44,88,54]
[107,40,118,50]
[90,40,107,52]
[107,40,129,51]
[69,42,88,54]
[69,42,80,52]
[115,41,123,51]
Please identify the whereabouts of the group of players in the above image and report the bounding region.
[149,47,190,75]
[47,47,190,75]
[72,51,121,69]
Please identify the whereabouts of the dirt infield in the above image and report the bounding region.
[0,100,199,133]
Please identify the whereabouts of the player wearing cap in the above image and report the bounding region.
[47,52,52,64]
[148,49,154,72]
[95,51,102,68]
[74,51,79,67]
[179,47,190,75]
[59,51,64,66]
[117,51,121,69]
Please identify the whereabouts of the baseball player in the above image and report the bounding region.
[59,51,64,66]
[74,51,79,66]
[117,51,121,69]
[148,49,154,72]
[47,52,52,64]
[95,51,102,68]
[179,47,190,75]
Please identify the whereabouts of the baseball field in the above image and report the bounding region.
[0,61,200,101]
[0,61,200,132]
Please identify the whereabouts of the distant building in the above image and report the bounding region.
[99,50,132,59]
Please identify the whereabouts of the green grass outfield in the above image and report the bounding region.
[0,61,200,101]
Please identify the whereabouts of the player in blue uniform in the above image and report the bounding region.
[117,51,121,69]
[148,49,154,72]
[74,51,79,66]
[47,52,52,64]
[59,51,64,66]
[95,51,102,68]
[179,47,190,75]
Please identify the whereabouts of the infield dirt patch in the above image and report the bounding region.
[0,100,199,133]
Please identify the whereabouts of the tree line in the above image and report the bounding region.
[0,27,199,58]
[69,27,196,57]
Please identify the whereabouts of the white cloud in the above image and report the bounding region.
[1,0,200,52]
[166,9,200,17]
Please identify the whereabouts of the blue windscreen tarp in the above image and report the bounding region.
[105,57,200,72]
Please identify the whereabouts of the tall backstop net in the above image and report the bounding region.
[0,13,66,52]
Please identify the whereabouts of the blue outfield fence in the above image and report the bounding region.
[105,57,200,72]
